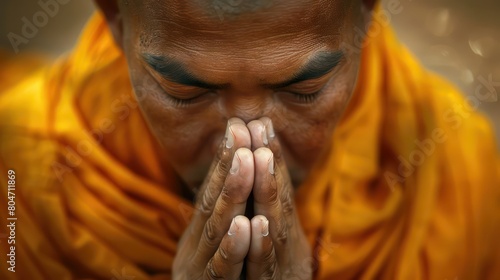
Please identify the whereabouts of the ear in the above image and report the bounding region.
[94,0,124,49]
[360,0,377,27]
[362,0,377,11]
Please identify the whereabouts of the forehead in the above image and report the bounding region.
[125,0,355,81]
[127,0,353,51]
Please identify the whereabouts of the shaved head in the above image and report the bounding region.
[202,0,273,19]
[120,0,353,20]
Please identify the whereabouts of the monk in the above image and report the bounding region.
[0,0,499,279]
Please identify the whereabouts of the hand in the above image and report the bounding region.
[173,118,254,279]
[246,117,312,280]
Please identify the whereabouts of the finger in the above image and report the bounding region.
[259,117,294,207]
[247,119,267,151]
[195,148,254,264]
[253,147,294,222]
[248,118,289,193]
[252,148,291,264]
[247,215,280,280]
[258,117,285,171]
[191,118,251,235]
[204,216,251,280]
[196,117,248,204]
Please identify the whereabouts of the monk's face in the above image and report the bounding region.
[110,0,368,191]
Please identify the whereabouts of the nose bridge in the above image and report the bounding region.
[216,61,273,122]
[222,93,267,123]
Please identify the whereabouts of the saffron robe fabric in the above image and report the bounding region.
[1,10,499,280]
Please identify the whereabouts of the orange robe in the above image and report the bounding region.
[1,10,499,280]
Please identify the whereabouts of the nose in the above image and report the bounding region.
[222,95,268,123]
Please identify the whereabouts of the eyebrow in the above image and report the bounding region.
[142,50,343,89]
[266,51,344,89]
[142,54,226,90]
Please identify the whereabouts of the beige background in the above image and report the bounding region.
[1,0,499,144]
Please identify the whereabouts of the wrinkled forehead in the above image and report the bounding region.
[122,0,356,54]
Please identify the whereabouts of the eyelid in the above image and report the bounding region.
[287,83,324,94]
[148,69,210,100]
[149,69,203,91]
[142,59,205,91]
[165,90,217,108]
[284,72,333,94]
[288,60,341,89]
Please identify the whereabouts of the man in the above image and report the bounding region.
[0,0,499,279]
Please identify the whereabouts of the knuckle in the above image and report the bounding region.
[205,258,224,280]
[212,198,227,218]
[276,221,288,245]
[280,191,294,216]
[261,246,276,264]
[219,184,246,206]
[198,191,215,216]
[219,187,232,204]
[203,218,220,247]
[218,245,229,261]
[217,154,231,174]
[266,183,279,204]
[260,260,279,280]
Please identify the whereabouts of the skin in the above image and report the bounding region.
[173,117,312,279]
[95,0,374,278]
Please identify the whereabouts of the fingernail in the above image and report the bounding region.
[262,125,269,145]
[228,217,238,236]
[268,154,274,175]
[225,123,234,149]
[261,217,269,237]
[266,121,275,139]
[230,151,240,175]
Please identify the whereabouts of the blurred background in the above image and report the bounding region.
[0,0,499,143]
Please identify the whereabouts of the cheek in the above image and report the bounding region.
[150,101,222,159]
[277,100,339,166]
[275,71,357,169]
[129,68,225,171]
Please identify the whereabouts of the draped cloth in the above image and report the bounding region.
[1,9,499,280]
